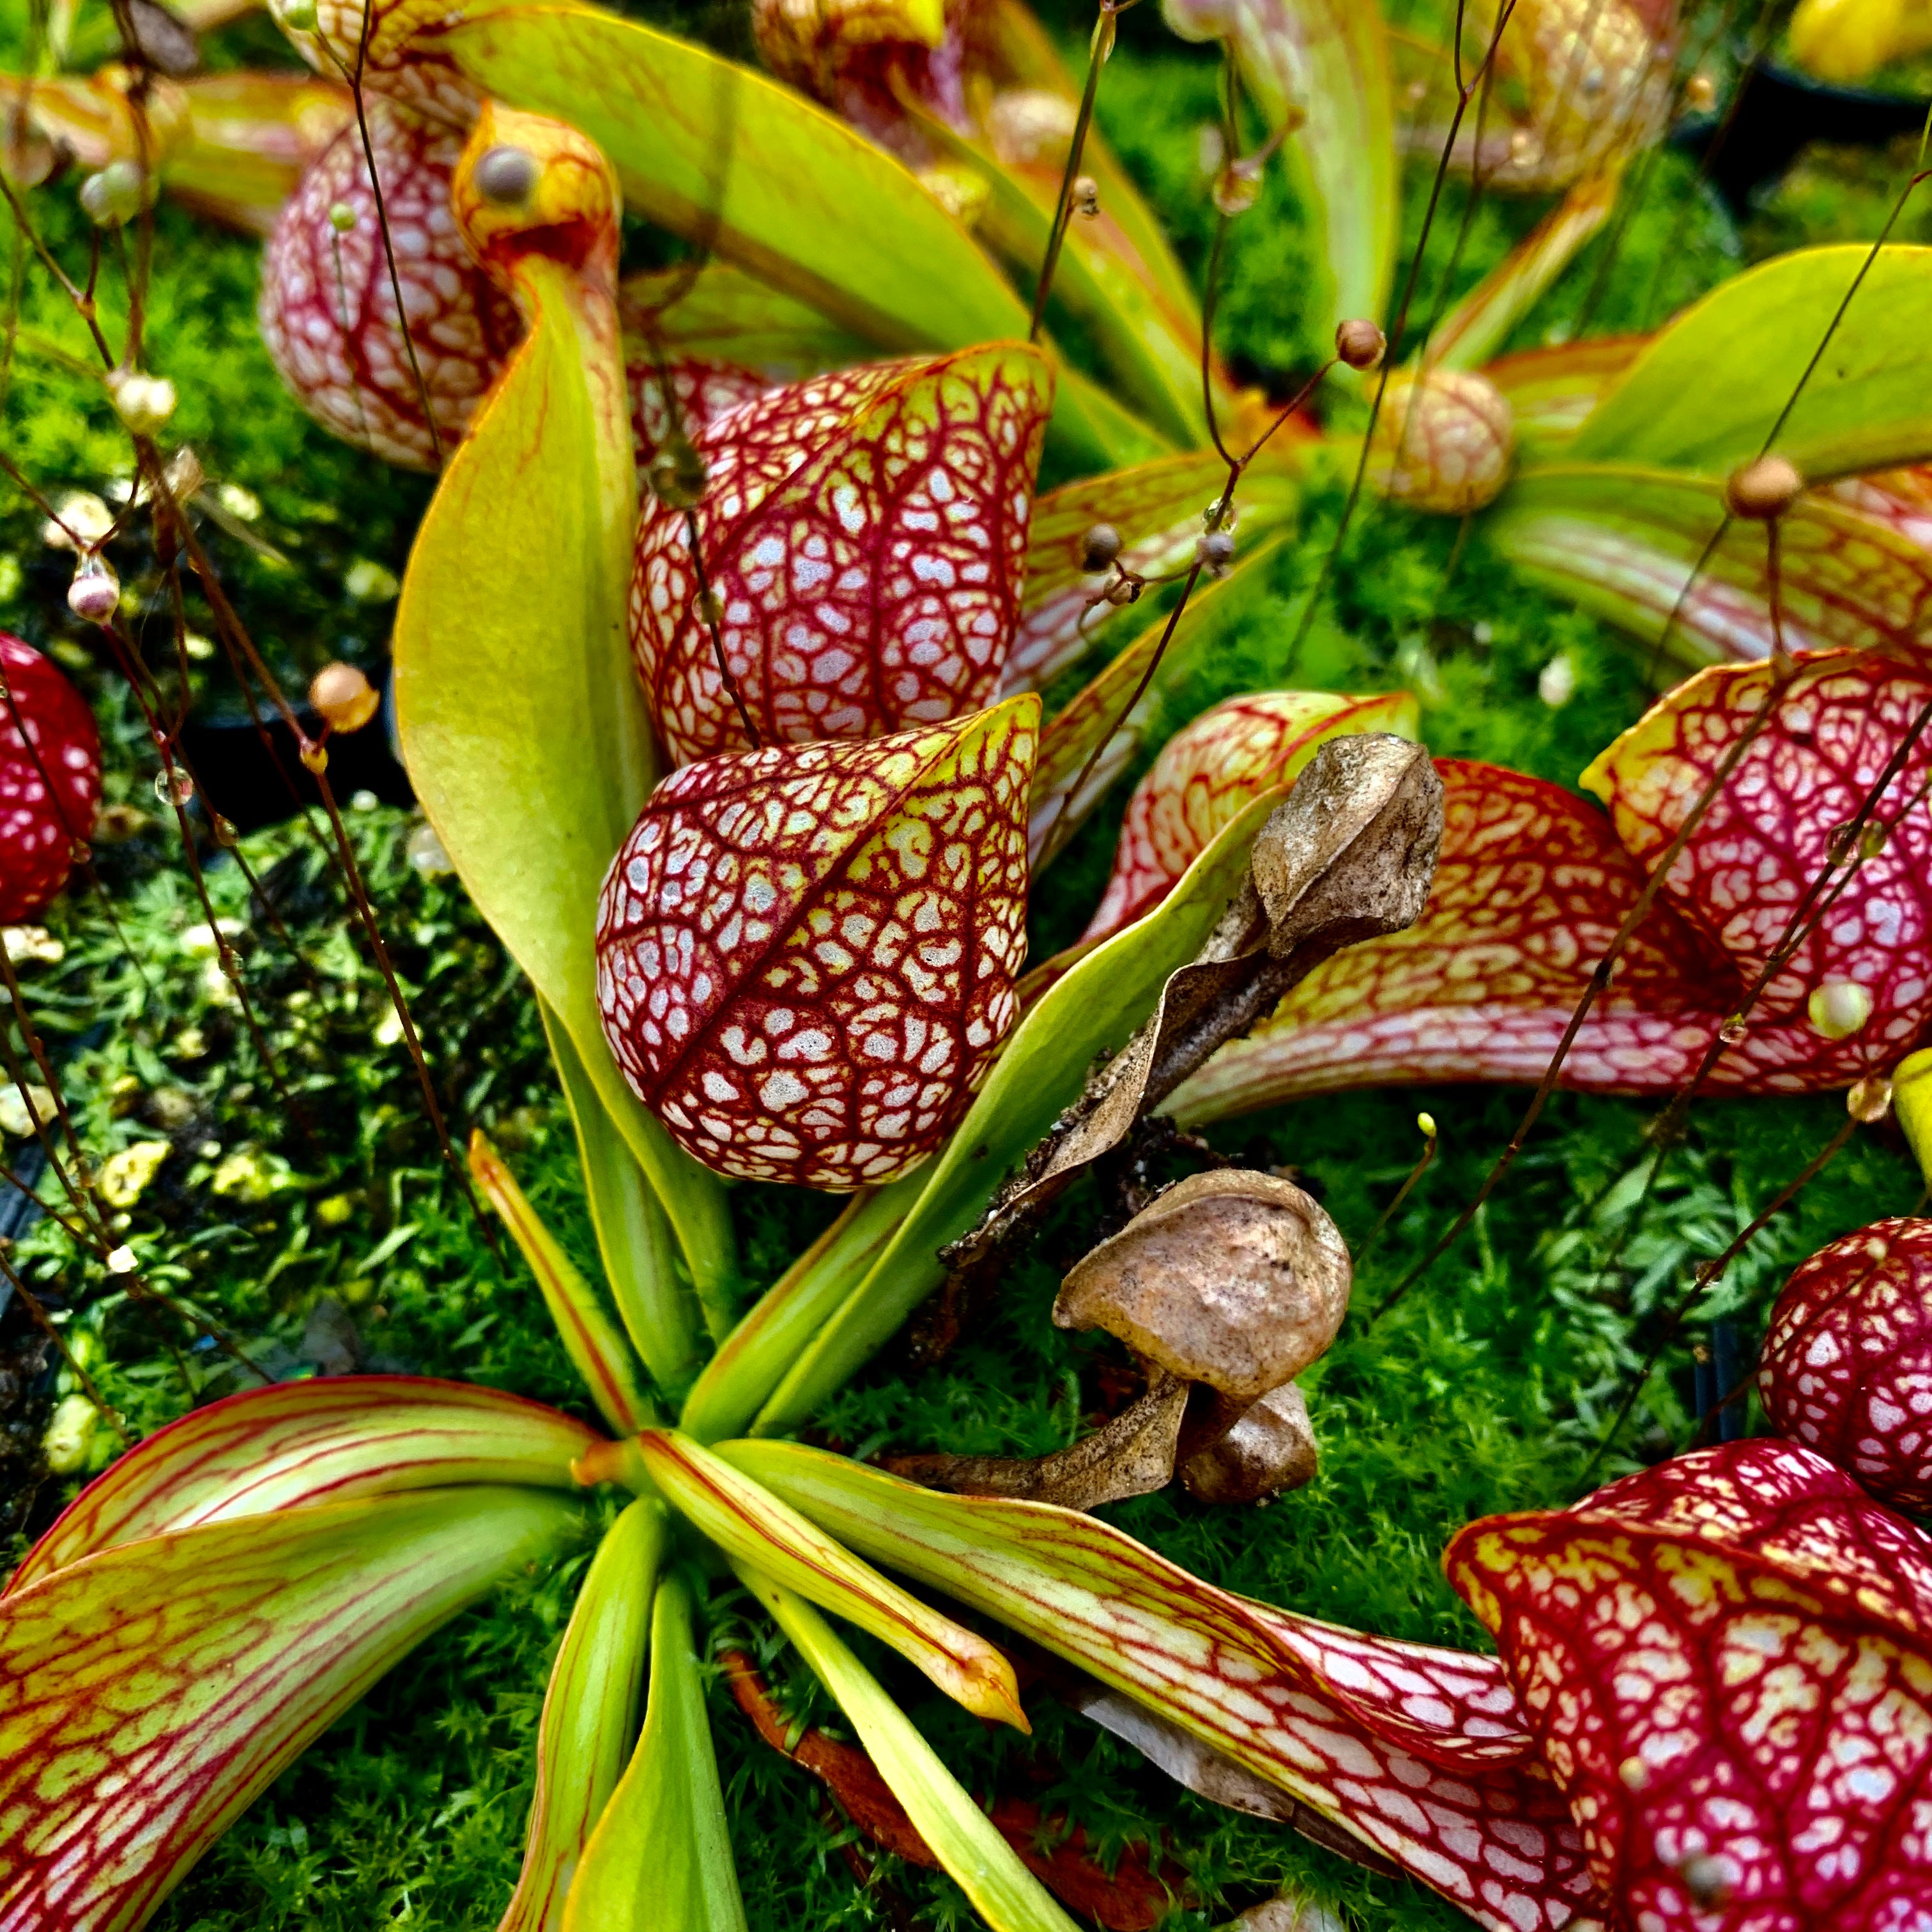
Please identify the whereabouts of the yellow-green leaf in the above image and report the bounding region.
[562,1571,747,1932]
[1568,243,1932,482]
[502,1498,665,1932]
[0,1489,576,1931]
[740,1569,1081,1932]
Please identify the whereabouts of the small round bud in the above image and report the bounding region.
[1070,174,1100,217]
[107,369,178,437]
[696,587,724,628]
[406,820,454,877]
[1195,529,1235,570]
[647,440,708,510]
[299,739,330,776]
[1725,454,1803,521]
[67,553,120,624]
[280,0,318,29]
[1335,318,1386,371]
[473,144,541,206]
[1808,979,1873,1042]
[1685,70,1716,111]
[79,161,145,227]
[1416,1111,1437,1138]
[1080,522,1123,572]
[1211,159,1262,217]
[309,661,379,734]
[327,199,357,234]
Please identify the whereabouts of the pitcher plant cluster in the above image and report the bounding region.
[7,0,1932,1929]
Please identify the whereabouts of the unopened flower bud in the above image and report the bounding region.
[1195,529,1235,571]
[299,739,329,775]
[1335,318,1386,370]
[1211,159,1263,217]
[1685,70,1716,110]
[79,161,145,227]
[473,144,541,206]
[1080,521,1123,572]
[1725,454,1803,521]
[647,440,708,510]
[67,553,120,624]
[328,199,357,234]
[1808,979,1873,1041]
[280,0,318,29]
[696,586,725,628]
[309,661,379,733]
[107,369,178,437]
[1070,173,1100,217]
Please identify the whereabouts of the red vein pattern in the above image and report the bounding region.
[750,0,981,165]
[595,699,1037,1188]
[1584,654,1932,1057]
[1449,1441,1932,1932]
[628,345,1052,765]
[0,635,97,925]
[730,1441,1611,1932]
[259,95,523,471]
[1759,1217,1932,1514]
[0,1488,573,1931]
[8,1376,597,1597]
[628,355,770,470]
[1080,689,1419,943]
[280,0,482,130]
[1172,653,1932,1119]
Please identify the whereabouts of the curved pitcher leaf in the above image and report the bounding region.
[726,1443,1607,1932]
[470,1131,656,1436]
[0,1488,577,1932]
[392,109,737,1308]
[747,785,1286,1436]
[1448,1441,1932,1931]
[1567,243,1932,482]
[1489,463,1932,669]
[433,4,1158,467]
[501,1498,666,1932]
[633,1429,1026,1727]
[10,1377,597,1597]
[1485,336,1646,456]
[1161,0,1397,339]
[562,1572,747,1932]
[1425,171,1622,375]
[739,1570,1083,1932]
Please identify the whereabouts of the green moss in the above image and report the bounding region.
[0,13,1922,1931]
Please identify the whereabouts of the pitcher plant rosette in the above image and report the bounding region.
[15,0,1932,1929]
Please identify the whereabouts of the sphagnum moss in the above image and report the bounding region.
[0,8,1921,1929]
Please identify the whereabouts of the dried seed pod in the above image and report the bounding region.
[1366,369,1515,516]
[1054,1170,1351,1403]
[1724,453,1804,522]
[1083,690,1419,944]
[0,634,101,923]
[1334,319,1385,371]
[1759,1217,1932,1511]
[630,345,1053,765]
[309,662,379,733]
[595,698,1038,1188]
[258,95,524,471]
[1070,172,1100,217]
[1180,1381,1318,1505]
